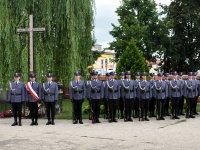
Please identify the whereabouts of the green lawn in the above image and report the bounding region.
[1,100,200,119]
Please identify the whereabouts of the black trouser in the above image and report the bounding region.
[29,102,38,123]
[45,102,55,121]
[118,98,124,117]
[108,99,117,121]
[124,99,133,119]
[156,99,165,118]
[149,98,156,116]
[103,99,108,118]
[186,98,195,117]
[140,99,149,119]
[179,96,185,115]
[165,97,170,115]
[171,97,180,117]
[91,99,100,121]
[11,103,22,123]
[72,100,83,121]
[193,96,198,114]
[133,98,139,117]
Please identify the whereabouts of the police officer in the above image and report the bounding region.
[149,73,156,117]
[163,73,170,116]
[8,73,25,126]
[184,73,197,118]
[118,72,125,119]
[87,71,103,123]
[154,73,168,120]
[26,72,41,125]
[138,72,151,121]
[168,71,182,119]
[69,71,86,124]
[42,73,59,125]
[102,73,109,119]
[133,72,140,118]
[105,72,120,123]
[193,72,199,115]
[178,72,185,115]
[121,71,135,122]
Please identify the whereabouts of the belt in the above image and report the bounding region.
[45,94,55,96]
[11,93,22,95]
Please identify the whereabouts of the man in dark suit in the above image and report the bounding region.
[8,73,25,126]
[42,73,59,125]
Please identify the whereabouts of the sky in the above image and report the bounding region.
[94,0,171,48]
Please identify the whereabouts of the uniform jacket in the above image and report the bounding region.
[153,80,168,100]
[105,79,120,100]
[7,81,25,103]
[138,80,152,100]
[42,82,58,102]
[69,80,86,100]
[25,81,41,102]
[121,79,135,99]
[86,80,104,100]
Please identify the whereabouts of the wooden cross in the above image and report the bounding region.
[17,14,45,72]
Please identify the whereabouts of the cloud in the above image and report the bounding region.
[94,0,171,48]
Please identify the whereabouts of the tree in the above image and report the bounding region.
[163,0,200,72]
[0,0,95,88]
[110,0,162,61]
[117,39,149,75]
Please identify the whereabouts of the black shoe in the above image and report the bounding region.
[18,122,22,126]
[51,121,55,125]
[96,119,101,123]
[73,120,78,124]
[79,120,83,124]
[46,121,51,125]
[189,115,195,118]
[141,118,145,121]
[120,116,124,119]
[113,119,117,122]
[108,119,112,123]
[166,113,171,116]
[35,122,38,126]
[30,122,35,126]
[194,112,199,115]
[174,116,180,119]
[180,113,185,116]
[92,120,96,124]
[11,122,18,126]
[145,118,150,121]
[160,117,165,120]
[128,118,133,122]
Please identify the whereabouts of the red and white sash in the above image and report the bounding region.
[25,82,39,102]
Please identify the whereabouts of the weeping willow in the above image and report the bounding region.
[0,0,95,88]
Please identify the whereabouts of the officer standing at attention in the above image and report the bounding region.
[42,73,59,125]
[86,71,103,123]
[183,72,197,118]
[168,71,182,119]
[8,73,25,126]
[121,71,135,122]
[118,72,125,119]
[138,72,151,121]
[69,71,86,124]
[25,72,41,126]
[149,73,156,118]
[178,72,185,115]
[163,73,170,116]
[133,72,140,118]
[102,73,109,119]
[105,72,120,123]
[154,73,168,120]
